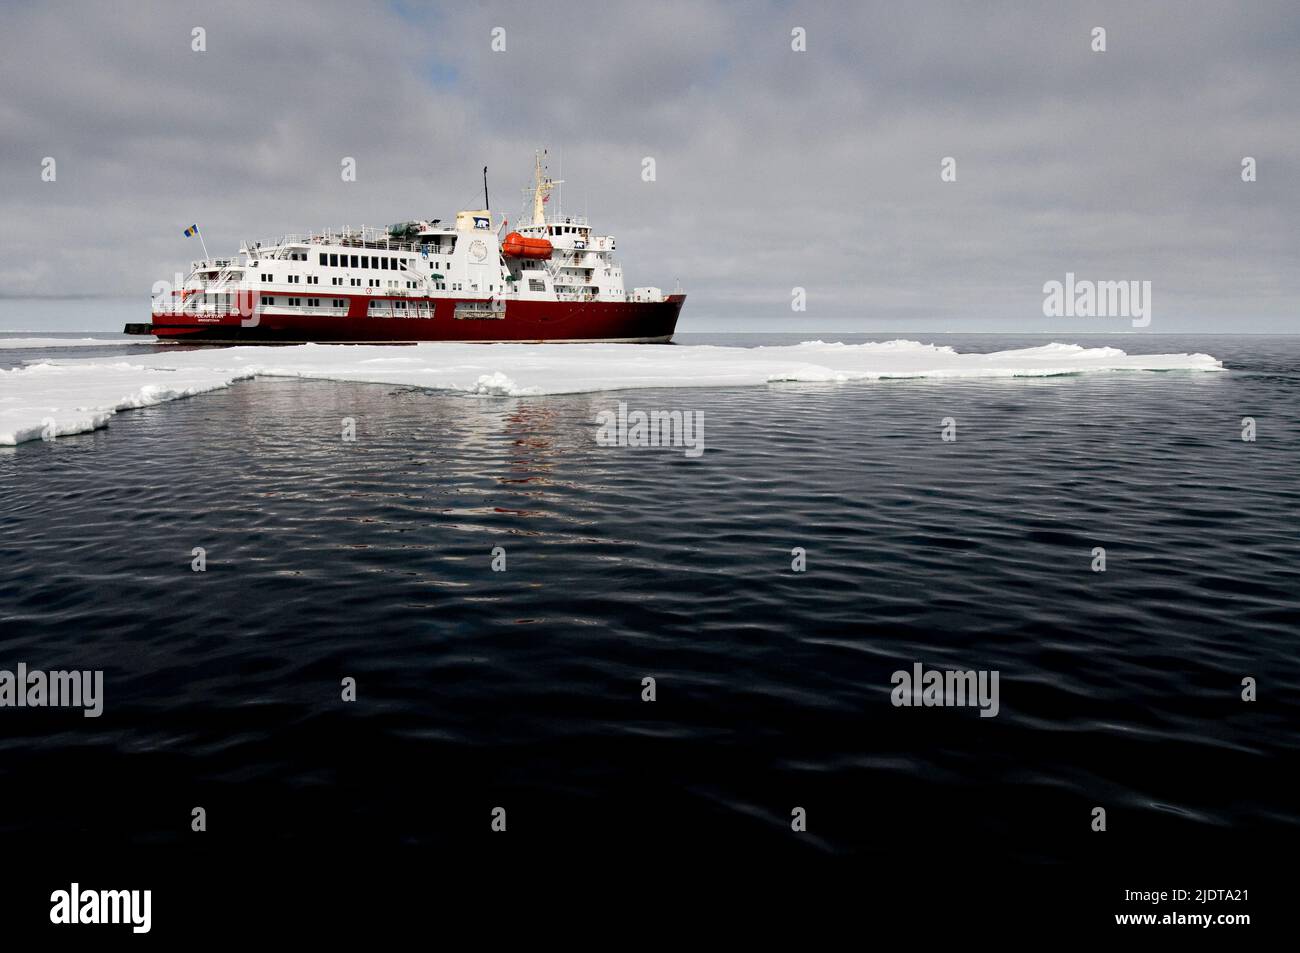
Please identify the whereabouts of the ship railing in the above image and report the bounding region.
[261,303,349,315]
[169,301,355,317]
[258,225,431,255]
[560,292,649,303]
[166,303,245,316]
[248,225,464,257]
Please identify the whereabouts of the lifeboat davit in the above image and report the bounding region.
[500,232,553,259]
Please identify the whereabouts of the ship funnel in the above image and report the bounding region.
[455,210,492,231]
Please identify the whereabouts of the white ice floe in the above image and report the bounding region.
[1,359,256,444]
[0,339,1223,445]
[0,337,154,349]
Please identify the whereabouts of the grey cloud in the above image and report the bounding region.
[0,0,1296,331]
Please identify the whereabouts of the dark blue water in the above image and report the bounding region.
[1,333,1297,862]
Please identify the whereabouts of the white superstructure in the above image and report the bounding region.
[159,151,661,321]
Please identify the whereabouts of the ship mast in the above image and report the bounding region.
[530,150,562,226]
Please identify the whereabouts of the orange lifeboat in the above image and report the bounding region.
[500,231,553,259]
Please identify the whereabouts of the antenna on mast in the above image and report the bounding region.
[483,166,490,211]
[528,149,563,226]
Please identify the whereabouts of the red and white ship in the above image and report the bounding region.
[127,152,684,344]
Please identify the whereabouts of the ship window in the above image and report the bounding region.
[319,254,326,265]
[333,299,344,308]
[309,298,319,307]
[330,254,338,266]
[381,257,389,270]
[261,296,274,305]
[350,255,358,267]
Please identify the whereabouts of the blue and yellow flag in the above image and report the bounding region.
[183,224,199,237]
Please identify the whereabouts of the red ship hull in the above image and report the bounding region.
[133,293,685,344]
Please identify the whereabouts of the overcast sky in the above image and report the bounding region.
[1,0,1297,332]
